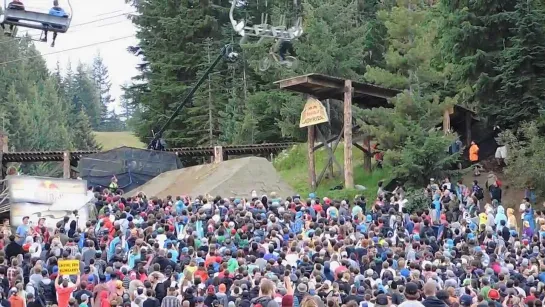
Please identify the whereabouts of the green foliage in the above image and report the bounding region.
[124,0,384,146]
[352,0,461,188]
[364,1,446,91]
[92,53,124,131]
[274,144,390,201]
[501,121,545,197]
[404,188,430,213]
[490,0,545,127]
[439,0,545,128]
[121,0,545,192]
[0,37,100,175]
[73,109,101,151]
[384,123,460,186]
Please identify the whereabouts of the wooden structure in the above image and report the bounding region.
[0,141,294,188]
[276,73,477,190]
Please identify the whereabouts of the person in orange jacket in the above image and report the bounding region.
[469,141,480,176]
[8,288,24,307]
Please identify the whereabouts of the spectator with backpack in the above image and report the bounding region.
[472,180,484,203]
[251,279,279,307]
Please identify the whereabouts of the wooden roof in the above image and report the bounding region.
[276,73,478,120]
[275,73,400,107]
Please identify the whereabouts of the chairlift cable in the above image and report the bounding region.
[0,35,134,67]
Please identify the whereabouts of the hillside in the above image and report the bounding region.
[93,132,145,150]
[274,144,389,200]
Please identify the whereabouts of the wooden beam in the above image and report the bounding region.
[307,125,316,191]
[315,126,344,188]
[443,108,451,134]
[276,74,400,101]
[275,75,310,89]
[0,133,8,153]
[465,111,472,147]
[63,151,71,179]
[213,146,224,163]
[344,80,354,189]
[316,126,343,176]
[314,125,360,151]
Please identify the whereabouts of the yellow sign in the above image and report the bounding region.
[299,97,329,128]
[58,260,80,275]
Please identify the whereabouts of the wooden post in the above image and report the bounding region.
[63,151,71,179]
[308,125,316,191]
[214,146,224,163]
[0,132,6,189]
[325,100,334,178]
[443,108,450,134]
[343,80,354,189]
[465,111,472,147]
[0,136,7,153]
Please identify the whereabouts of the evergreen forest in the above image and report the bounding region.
[122,0,545,188]
[0,37,126,174]
[2,0,545,188]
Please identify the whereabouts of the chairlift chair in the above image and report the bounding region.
[229,0,303,42]
[1,0,73,35]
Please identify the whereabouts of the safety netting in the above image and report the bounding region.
[79,147,182,193]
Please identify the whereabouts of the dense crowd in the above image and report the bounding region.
[0,174,541,307]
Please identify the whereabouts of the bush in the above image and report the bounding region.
[404,188,430,214]
[502,121,545,198]
[384,124,461,187]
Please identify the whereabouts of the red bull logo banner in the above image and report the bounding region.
[8,176,87,204]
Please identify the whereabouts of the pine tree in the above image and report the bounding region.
[73,108,101,150]
[440,0,517,123]
[119,83,136,124]
[359,0,450,149]
[125,0,232,147]
[364,0,445,91]
[71,63,102,129]
[0,27,97,175]
[92,53,115,131]
[490,0,545,127]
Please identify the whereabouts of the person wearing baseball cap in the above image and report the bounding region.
[399,282,424,307]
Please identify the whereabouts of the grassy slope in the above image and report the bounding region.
[93,131,145,151]
[274,144,389,201]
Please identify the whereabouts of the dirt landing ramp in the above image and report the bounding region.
[125,157,295,199]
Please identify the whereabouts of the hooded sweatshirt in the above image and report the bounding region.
[495,206,507,231]
[507,208,518,230]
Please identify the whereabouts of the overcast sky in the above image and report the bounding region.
[27,0,140,112]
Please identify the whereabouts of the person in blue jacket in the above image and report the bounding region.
[41,0,67,47]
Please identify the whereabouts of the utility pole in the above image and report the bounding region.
[241,49,253,143]
[207,38,214,146]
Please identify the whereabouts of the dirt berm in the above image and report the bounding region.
[125,157,295,199]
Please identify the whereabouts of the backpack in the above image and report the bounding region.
[253,298,273,307]
[475,186,484,200]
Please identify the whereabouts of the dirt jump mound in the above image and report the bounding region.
[126,157,295,199]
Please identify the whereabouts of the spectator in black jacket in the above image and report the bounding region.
[5,235,23,264]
